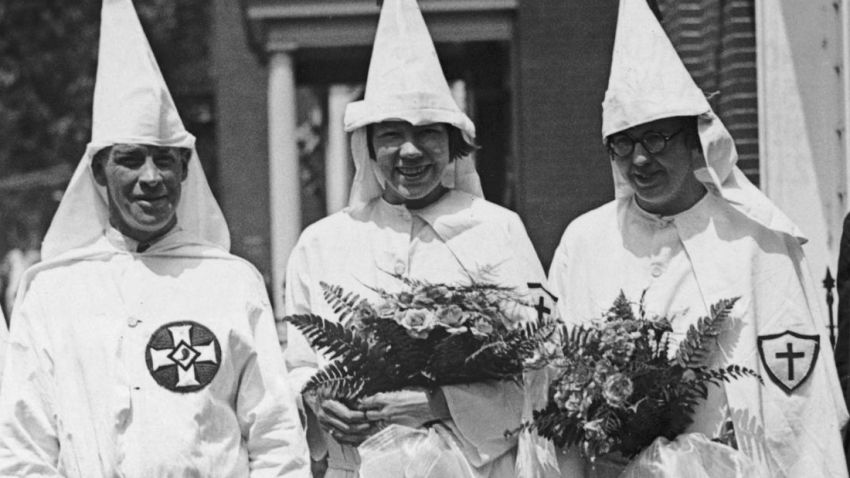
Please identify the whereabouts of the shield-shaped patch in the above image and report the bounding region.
[757,330,820,394]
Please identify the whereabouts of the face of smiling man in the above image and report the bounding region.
[607,116,706,216]
[92,143,189,242]
[370,121,451,209]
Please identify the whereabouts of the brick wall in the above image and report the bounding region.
[658,0,759,183]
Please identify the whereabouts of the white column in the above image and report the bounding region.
[756,0,845,279]
[267,47,301,316]
[325,85,359,214]
[450,79,469,113]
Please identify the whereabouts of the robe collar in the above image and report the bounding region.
[627,190,713,228]
[369,190,509,281]
[105,225,183,254]
[374,189,482,245]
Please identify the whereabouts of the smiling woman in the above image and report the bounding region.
[281,1,559,476]
[91,143,190,243]
[370,121,452,209]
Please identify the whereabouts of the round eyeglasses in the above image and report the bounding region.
[607,129,684,157]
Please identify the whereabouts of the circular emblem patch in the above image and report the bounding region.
[145,321,221,393]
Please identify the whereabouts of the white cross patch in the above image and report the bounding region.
[146,321,221,393]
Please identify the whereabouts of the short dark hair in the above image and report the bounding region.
[92,145,112,167]
[366,123,479,162]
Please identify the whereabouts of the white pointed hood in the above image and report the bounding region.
[41,0,229,259]
[602,0,804,241]
[343,0,482,209]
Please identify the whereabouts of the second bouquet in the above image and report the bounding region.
[284,274,557,403]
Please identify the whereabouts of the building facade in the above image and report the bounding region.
[211,0,850,318]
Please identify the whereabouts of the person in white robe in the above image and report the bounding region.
[548,0,849,476]
[282,1,558,477]
[0,1,309,476]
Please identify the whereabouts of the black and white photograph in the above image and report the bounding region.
[0,0,848,476]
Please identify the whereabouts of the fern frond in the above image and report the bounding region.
[466,339,511,363]
[530,402,584,449]
[608,290,635,321]
[562,324,598,356]
[674,297,739,367]
[378,269,428,290]
[285,314,369,363]
[499,315,560,364]
[703,364,762,385]
[710,297,740,324]
[303,361,365,401]
[320,281,365,325]
[637,289,648,320]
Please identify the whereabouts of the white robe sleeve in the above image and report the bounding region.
[237,276,310,478]
[787,234,849,426]
[753,234,848,477]
[282,240,336,464]
[283,239,321,393]
[441,212,550,470]
[0,286,62,477]
[547,234,572,325]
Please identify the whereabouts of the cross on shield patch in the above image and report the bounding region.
[757,330,820,395]
[145,321,221,393]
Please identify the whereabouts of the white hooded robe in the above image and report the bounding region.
[548,0,848,476]
[285,190,550,478]
[0,0,309,475]
[282,1,558,477]
[0,231,309,478]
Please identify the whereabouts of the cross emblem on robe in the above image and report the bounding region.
[527,282,558,321]
[757,330,820,395]
[146,321,221,393]
[775,342,805,381]
[533,297,550,321]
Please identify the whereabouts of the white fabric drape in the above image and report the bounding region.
[342,0,482,210]
[550,194,848,477]
[547,0,849,475]
[602,0,802,242]
[41,0,229,261]
[284,191,558,478]
[0,231,309,477]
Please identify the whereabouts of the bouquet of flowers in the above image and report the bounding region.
[528,292,761,463]
[285,274,557,403]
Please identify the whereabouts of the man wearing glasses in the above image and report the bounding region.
[604,116,706,217]
[548,0,848,475]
